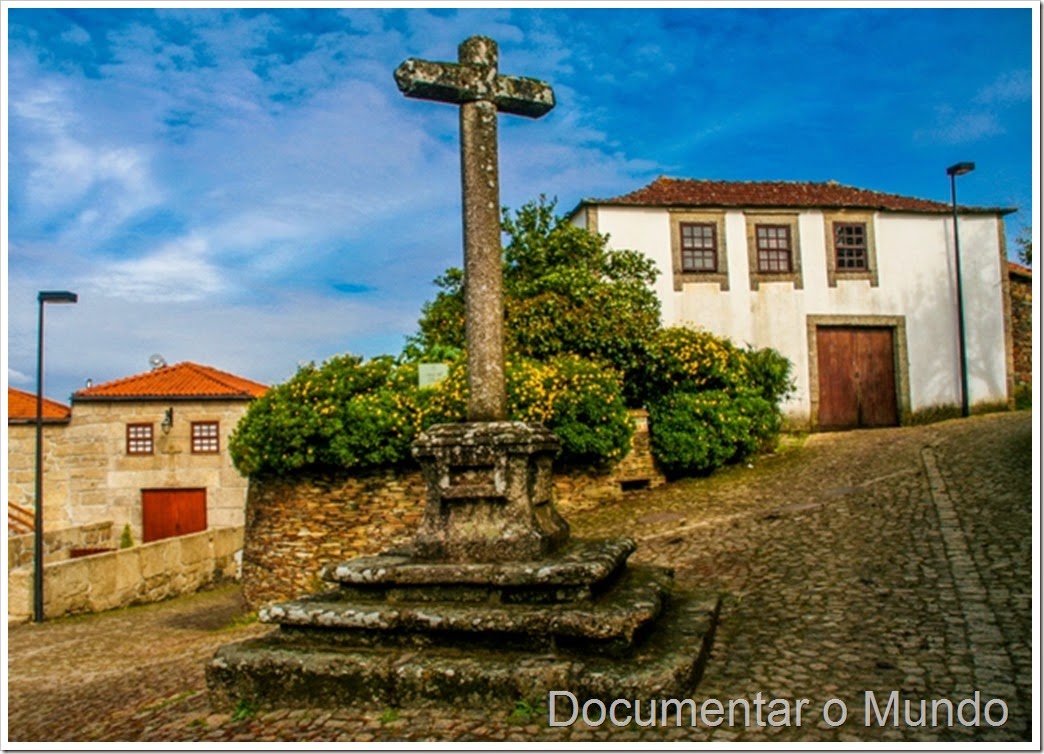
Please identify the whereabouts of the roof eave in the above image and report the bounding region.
[584,199,1016,216]
[72,393,258,403]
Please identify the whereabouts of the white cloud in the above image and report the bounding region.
[88,235,226,302]
[974,69,1032,106]
[8,368,32,387]
[915,106,1004,145]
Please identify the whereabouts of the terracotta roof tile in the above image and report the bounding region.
[73,362,268,402]
[8,387,71,422]
[1008,260,1032,279]
[586,176,1015,215]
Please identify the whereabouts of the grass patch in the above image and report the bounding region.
[224,611,258,630]
[378,708,400,725]
[231,698,258,722]
[506,698,545,725]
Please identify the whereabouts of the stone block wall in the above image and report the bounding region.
[241,412,665,608]
[1009,269,1032,390]
[7,521,114,570]
[7,423,72,531]
[7,399,253,540]
[7,526,244,623]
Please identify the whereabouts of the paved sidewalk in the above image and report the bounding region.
[5,412,1034,743]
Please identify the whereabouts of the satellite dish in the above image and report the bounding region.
[149,354,168,370]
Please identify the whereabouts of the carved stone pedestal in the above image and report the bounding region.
[411,422,569,561]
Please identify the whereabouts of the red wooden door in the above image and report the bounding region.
[816,327,899,430]
[141,488,207,543]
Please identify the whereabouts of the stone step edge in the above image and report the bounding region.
[321,536,638,587]
[208,591,722,711]
[262,565,672,643]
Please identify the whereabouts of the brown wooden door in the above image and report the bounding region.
[816,326,899,430]
[141,488,207,543]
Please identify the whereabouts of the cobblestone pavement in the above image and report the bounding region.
[5,412,1034,744]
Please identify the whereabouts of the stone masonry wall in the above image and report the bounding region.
[7,422,72,531]
[8,526,243,623]
[7,399,253,540]
[8,521,114,570]
[1009,271,1032,390]
[241,412,664,608]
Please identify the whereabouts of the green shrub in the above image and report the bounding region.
[742,344,795,406]
[648,387,779,476]
[229,352,632,475]
[511,354,633,466]
[638,327,748,401]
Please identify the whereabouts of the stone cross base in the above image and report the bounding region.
[206,537,722,709]
[410,422,570,562]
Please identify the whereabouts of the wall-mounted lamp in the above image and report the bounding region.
[161,407,174,434]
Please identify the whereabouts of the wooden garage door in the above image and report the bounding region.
[816,326,899,430]
[142,488,207,543]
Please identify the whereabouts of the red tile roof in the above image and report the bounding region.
[8,387,72,423]
[73,362,268,402]
[583,176,1015,215]
[1008,261,1032,279]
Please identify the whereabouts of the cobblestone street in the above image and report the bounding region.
[5,412,1035,744]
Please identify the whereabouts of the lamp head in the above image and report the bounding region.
[946,162,975,177]
[38,291,78,304]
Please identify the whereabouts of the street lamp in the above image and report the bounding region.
[946,162,974,418]
[34,290,78,623]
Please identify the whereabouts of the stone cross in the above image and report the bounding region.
[395,36,555,422]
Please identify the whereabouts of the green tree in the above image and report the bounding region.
[1015,226,1031,267]
[408,196,661,403]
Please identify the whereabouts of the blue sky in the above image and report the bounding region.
[4,3,1037,402]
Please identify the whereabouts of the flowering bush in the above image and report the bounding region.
[229,352,632,476]
[640,327,793,476]
[648,387,778,476]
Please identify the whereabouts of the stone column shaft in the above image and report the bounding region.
[460,98,507,422]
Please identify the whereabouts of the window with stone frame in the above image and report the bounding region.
[755,224,794,273]
[127,423,154,455]
[669,210,729,291]
[744,212,803,289]
[191,421,220,454]
[823,211,879,287]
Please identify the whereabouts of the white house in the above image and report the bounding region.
[571,177,1016,430]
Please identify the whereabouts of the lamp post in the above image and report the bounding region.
[34,290,78,623]
[946,162,975,418]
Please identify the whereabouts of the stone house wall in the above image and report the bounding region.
[7,422,72,531]
[1009,268,1032,390]
[7,399,253,539]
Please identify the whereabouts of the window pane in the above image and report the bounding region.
[192,422,220,453]
[756,225,792,273]
[834,222,867,270]
[680,223,717,272]
[127,424,153,454]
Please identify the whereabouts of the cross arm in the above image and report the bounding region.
[394,59,555,119]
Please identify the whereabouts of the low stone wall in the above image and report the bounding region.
[7,526,244,623]
[242,412,665,608]
[8,520,115,570]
